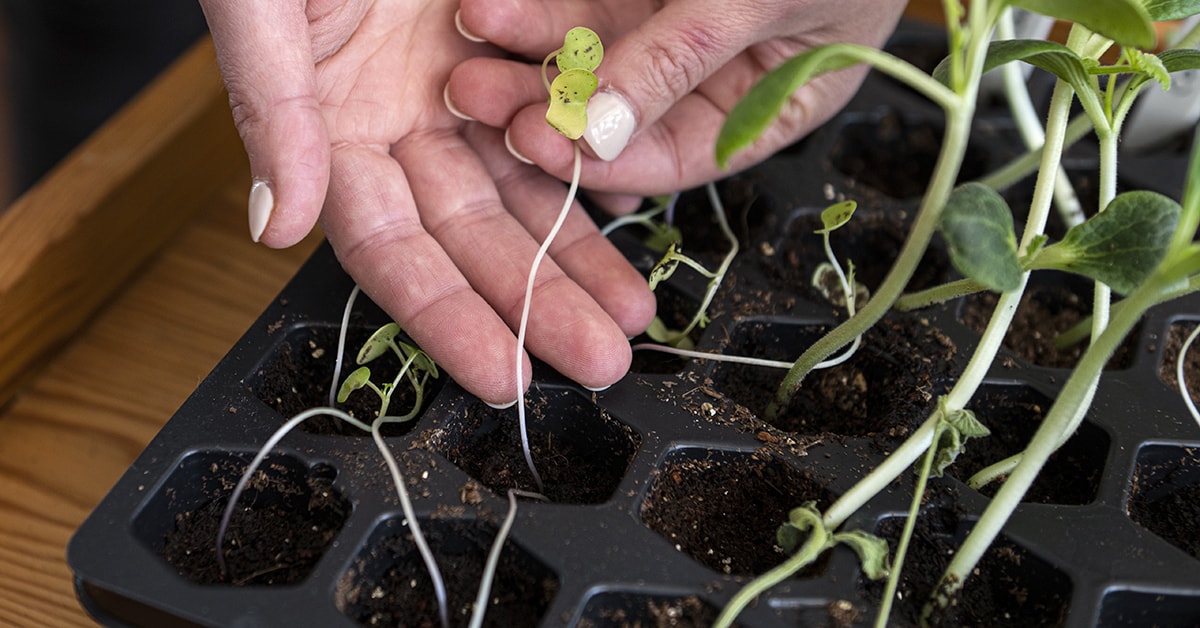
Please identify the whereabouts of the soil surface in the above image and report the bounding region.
[960,276,1136,370]
[860,485,1071,627]
[711,312,957,442]
[948,387,1107,505]
[251,324,439,436]
[1128,446,1200,561]
[336,518,558,627]
[160,466,348,586]
[1157,320,1200,401]
[640,449,834,577]
[418,386,639,504]
[577,593,726,628]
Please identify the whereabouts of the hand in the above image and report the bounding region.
[448,0,907,213]
[199,0,655,406]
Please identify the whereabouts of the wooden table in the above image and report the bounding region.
[0,38,321,627]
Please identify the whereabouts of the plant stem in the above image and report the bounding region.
[1178,323,1200,427]
[372,411,450,628]
[997,9,1085,228]
[977,113,1094,192]
[470,489,547,628]
[713,518,830,628]
[926,277,1161,618]
[515,143,582,492]
[895,278,985,311]
[873,422,940,628]
[767,12,990,420]
[824,73,1078,531]
[330,285,362,407]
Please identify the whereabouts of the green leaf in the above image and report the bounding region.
[945,407,991,440]
[941,39,1092,94]
[546,68,598,139]
[358,322,401,364]
[1160,48,1200,74]
[1127,48,1171,91]
[643,223,683,253]
[716,44,865,167]
[337,366,372,403]
[1031,191,1182,294]
[939,183,1023,292]
[815,201,857,235]
[397,341,439,377]
[648,243,683,290]
[1010,0,1155,50]
[645,316,695,350]
[1141,0,1200,21]
[556,27,603,73]
[832,530,891,580]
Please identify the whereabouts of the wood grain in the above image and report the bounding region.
[0,175,322,628]
[0,36,323,627]
[0,36,248,409]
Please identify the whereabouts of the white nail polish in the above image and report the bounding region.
[583,383,612,392]
[443,83,474,121]
[454,9,486,42]
[248,179,274,243]
[504,128,535,165]
[584,89,635,161]
[485,398,518,410]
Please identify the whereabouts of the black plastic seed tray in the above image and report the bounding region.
[69,23,1200,628]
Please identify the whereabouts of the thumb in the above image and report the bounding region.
[199,0,330,248]
[580,1,757,162]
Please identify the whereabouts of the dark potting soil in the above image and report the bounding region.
[417,386,640,504]
[828,110,991,202]
[335,518,559,628]
[947,387,1107,505]
[160,472,348,586]
[1157,320,1200,401]
[711,312,957,441]
[860,486,1071,627]
[251,325,437,437]
[960,279,1136,370]
[639,449,835,577]
[1128,446,1200,561]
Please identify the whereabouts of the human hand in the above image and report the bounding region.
[448,0,907,213]
[199,0,655,406]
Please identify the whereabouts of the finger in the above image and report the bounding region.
[464,124,655,339]
[396,129,637,393]
[586,190,645,216]
[199,0,330,248]
[319,144,529,408]
[457,0,653,57]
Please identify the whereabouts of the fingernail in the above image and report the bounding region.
[504,128,534,165]
[454,9,486,42]
[583,383,612,392]
[584,89,635,161]
[248,179,274,243]
[485,398,517,410]
[443,83,474,121]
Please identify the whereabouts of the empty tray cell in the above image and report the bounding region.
[1127,443,1200,562]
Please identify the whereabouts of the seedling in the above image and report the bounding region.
[512,26,605,493]
[337,322,439,418]
[217,287,449,628]
[710,0,1200,623]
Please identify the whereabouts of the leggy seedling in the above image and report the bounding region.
[513,26,604,492]
[217,287,450,628]
[711,0,1200,624]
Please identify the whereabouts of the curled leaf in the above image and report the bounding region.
[557,27,603,73]
[546,68,599,139]
[337,366,373,403]
[832,530,891,580]
[816,200,857,235]
[358,322,402,364]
